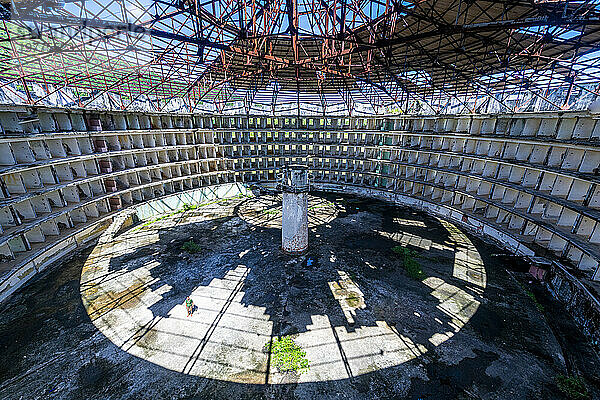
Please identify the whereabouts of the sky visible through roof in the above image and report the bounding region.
[0,0,599,115]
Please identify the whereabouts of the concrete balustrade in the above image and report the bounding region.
[1,106,600,303]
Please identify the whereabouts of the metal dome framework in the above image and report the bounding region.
[1,0,600,115]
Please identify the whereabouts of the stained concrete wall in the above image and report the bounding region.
[1,106,600,311]
[0,183,249,303]
[282,192,308,254]
[546,262,600,351]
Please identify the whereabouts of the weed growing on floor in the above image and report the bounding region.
[138,214,169,229]
[264,336,310,374]
[181,240,202,254]
[525,289,545,313]
[182,203,198,211]
[391,246,416,258]
[512,276,546,314]
[392,246,425,280]
[308,201,335,211]
[556,375,589,399]
[261,209,280,215]
[404,256,426,280]
[132,194,250,232]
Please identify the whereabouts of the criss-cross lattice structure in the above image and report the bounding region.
[1,0,600,114]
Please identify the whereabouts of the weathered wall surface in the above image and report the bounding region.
[546,262,600,351]
[2,106,600,343]
[0,182,249,303]
[282,192,308,254]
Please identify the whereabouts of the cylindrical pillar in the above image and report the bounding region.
[281,165,309,254]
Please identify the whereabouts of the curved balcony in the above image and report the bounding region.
[2,106,600,305]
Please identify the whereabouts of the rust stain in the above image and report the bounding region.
[84,286,99,296]
[136,328,158,357]
[17,267,35,279]
[345,291,362,308]
[331,281,365,308]
[229,363,267,384]
[85,278,147,320]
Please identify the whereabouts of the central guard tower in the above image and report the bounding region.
[280,165,309,254]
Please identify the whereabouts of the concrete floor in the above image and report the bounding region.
[0,194,599,399]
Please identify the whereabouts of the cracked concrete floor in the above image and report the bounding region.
[0,193,599,399]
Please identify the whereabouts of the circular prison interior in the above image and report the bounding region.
[80,193,486,384]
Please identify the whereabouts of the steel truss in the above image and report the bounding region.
[1,0,600,115]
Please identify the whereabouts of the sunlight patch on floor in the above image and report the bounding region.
[80,199,487,384]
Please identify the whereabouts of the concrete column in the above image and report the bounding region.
[281,165,309,254]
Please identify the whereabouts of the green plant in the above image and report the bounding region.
[346,292,361,307]
[261,209,280,215]
[403,256,426,280]
[142,215,169,227]
[526,290,545,313]
[392,246,425,280]
[556,375,589,400]
[181,203,198,211]
[132,196,250,232]
[513,277,546,314]
[308,201,334,211]
[391,246,416,258]
[264,336,310,374]
[181,240,202,254]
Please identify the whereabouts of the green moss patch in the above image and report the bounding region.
[264,336,310,374]
[181,240,202,254]
[556,375,589,399]
[392,246,425,280]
